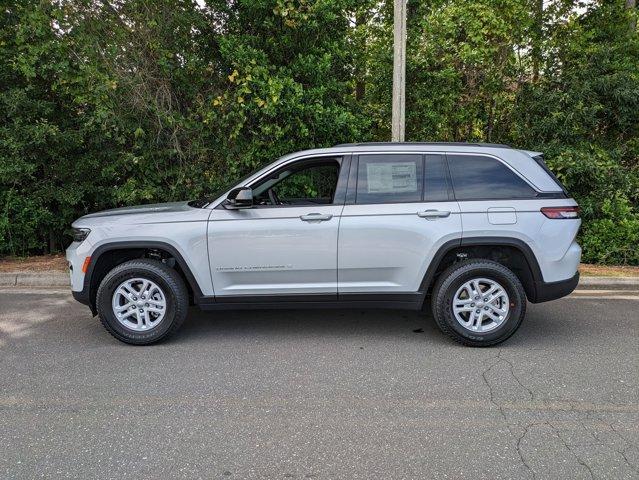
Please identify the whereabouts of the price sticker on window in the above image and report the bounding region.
[366,162,417,194]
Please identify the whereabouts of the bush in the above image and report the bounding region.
[580,198,639,264]
[1,0,638,265]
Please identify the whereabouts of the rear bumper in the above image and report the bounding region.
[531,271,579,303]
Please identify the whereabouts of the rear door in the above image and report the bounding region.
[337,153,462,294]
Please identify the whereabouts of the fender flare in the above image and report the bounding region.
[79,241,204,312]
[418,236,543,301]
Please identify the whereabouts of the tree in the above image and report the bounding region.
[1,0,638,264]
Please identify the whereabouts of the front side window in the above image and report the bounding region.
[356,154,423,204]
[252,159,340,206]
[448,155,537,200]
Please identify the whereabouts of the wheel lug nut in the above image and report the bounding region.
[484,306,489,310]
[139,309,144,313]
[145,303,149,307]
[470,303,475,307]
[132,296,137,301]
[475,309,480,314]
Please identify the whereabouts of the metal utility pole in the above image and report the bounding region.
[391,0,407,142]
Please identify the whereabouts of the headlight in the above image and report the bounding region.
[72,228,91,243]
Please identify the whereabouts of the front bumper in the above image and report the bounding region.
[72,290,91,306]
[66,240,90,292]
[66,239,96,314]
[531,271,580,303]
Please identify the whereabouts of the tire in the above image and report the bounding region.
[96,259,189,345]
[431,259,527,347]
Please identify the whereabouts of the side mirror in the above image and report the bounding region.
[224,187,253,209]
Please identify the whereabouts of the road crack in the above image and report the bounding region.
[547,421,595,480]
[514,422,545,480]
[595,418,639,475]
[499,354,534,401]
[481,349,536,479]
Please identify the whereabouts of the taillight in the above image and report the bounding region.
[540,206,580,219]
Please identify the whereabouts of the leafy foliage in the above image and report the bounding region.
[1,0,638,264]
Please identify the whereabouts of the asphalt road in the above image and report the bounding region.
[1,287,638,479]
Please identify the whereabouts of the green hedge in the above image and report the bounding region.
[1,0,638,264]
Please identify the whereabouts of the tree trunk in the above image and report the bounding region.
[355,81,365,101]
[49,230,56,254]
[354,11,366,101]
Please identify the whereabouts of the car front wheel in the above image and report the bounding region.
[95,259,189,345]
[431,259,527,347]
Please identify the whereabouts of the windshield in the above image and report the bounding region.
[188,165,265,208]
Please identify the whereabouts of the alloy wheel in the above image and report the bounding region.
[452,277,510,333]
[111,277,167,331]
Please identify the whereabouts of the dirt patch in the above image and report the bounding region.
[579,263,639,277]
[0,254,67,272]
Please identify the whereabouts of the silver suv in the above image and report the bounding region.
[67,142,581,346]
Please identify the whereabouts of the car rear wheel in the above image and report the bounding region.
[96,259,189,345]
[431,260,526,347]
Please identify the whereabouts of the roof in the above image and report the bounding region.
[334,142,512,149]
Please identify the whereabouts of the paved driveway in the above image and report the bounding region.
[1,288,638,479]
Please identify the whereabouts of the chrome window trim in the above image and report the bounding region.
[208,149,542,208]
[208,152,350,209]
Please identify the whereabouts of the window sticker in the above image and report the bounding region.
[366,162,417,194]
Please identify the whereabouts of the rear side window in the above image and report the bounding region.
[356,154,423,204]
[448,155,537,200]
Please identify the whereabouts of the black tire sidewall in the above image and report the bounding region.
[96,263,181,344]
[437,263,525,345]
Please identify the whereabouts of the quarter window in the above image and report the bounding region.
[356,154,423,204]
[448,155,537,200]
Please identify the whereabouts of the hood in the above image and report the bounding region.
[81,201,193,219]
[73,201,207,227]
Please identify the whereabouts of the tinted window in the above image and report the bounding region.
[448,155,536,200]
[251,159,340,206]
[356,154,423,204]
[275,164,339,202]
[424,154,449,201]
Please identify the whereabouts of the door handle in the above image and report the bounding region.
[300,213,333,222]
[417,209,451,219]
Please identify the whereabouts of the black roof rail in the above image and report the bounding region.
[333,141,512,149]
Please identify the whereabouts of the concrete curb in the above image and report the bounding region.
[1,271,638,290]
[577,276,639,290]
[0,272,70,287]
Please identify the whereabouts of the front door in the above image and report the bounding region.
[207,156,348,298]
